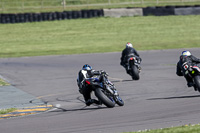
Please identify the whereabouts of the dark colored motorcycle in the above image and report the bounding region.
[182,62,200,92]
[127,56,140,80]
[85,72,124,108]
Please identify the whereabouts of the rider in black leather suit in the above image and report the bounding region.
[120,42,142,73]
[176,50,200,87]
[77,64,104,106]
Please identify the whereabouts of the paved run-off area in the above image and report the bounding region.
[0,85,52,119]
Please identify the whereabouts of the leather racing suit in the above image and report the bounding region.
[120,47,142,72]
[77,69,104,106]
[176,55,200,86]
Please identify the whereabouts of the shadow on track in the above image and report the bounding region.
[111,79,133,83]
[49,96,108,112]
[50,106,107,112]
[147,95,200,100]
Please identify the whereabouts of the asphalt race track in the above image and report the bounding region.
[0,48,200,133]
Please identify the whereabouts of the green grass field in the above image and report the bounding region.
[0,0,200,13]
[0,78,9,86]
[0,108,16,114]
[126,124,200,133]
[0,15,200,58]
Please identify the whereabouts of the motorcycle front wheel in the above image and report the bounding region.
[114,95,124,106]
[95,88,115,108]
[194,75,200,92]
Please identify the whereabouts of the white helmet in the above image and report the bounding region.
[126,43,133,48]
[182,51,191,56]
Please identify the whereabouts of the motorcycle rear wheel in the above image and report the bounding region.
[95,88,115,108]
[194,75,200,92]
[131,65,140,80]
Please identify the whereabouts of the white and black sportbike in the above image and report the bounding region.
[85,72,124,108]
[182,62,200,92]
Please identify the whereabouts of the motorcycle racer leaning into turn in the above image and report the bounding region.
[176,50,200,87]
[120,42,142,74]
[77,64,106,106]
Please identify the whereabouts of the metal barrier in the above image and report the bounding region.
[1,5,200,23]
[0,9,104,23]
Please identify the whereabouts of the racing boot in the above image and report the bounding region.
[86,99,93,106]
[86,99,102,106]
[138,66,142,72]
[125,67,131,75]
[187,82,194,87]
[193,84,197,91]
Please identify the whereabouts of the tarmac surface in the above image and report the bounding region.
[0,48,200,133]
[0,85,44,109]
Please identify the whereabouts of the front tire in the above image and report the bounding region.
[194,75,200,92]
[115,95,124,106]
[95,88,115,108]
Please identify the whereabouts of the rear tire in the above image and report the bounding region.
[95,88,115,108]
[194,75,200,92]
[131,65,140,80]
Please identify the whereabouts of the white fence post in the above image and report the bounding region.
[62,0,66,10]
[87,0,89,7]
[0,1,2,11]
[41,0,44,9]
[108,0,111,5]
[22,1,24,11]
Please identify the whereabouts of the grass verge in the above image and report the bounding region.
[0,0,200,13]
[0,78,10,86]
[0,108,16,114]
[0,15,200,58]
[126,124,200,133]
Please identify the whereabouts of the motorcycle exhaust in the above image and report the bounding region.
[106,85,114,95]
[106,85,118,96]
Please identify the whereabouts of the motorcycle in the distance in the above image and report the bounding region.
[126,55,141,80]
[182,62,200,92]
[84,72,124,108]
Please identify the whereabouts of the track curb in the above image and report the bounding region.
[0,105,53,119]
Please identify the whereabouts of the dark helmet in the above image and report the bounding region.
[82,64,92,70]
